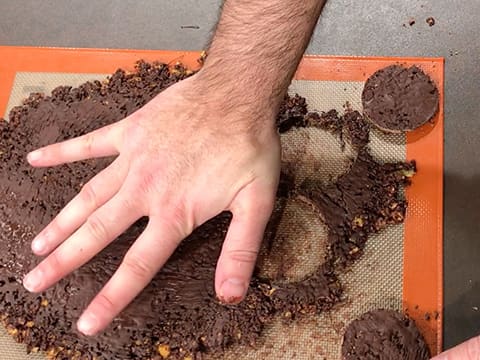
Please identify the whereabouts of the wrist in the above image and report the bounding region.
[190,66,283,130]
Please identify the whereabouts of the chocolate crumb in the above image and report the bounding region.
[426,17,435,27]
[276,94,308,133]
[342,310,430,360]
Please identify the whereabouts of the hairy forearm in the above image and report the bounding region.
[196,0,326,124]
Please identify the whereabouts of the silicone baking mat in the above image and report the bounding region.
[0,47,443,359]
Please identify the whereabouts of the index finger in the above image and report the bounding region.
[76,217,184,336]
[27,123,123,167]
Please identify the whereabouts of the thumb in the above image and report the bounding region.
[433,336,480,359]
[214,182,276,304]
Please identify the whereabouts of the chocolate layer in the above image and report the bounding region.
[1,61,415,359]
[342,309,430,360]
[362,64,439,132]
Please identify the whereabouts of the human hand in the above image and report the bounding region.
[433,336,480,359]
[22,73,281,336]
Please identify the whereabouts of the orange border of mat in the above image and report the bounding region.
[0,47,444,355]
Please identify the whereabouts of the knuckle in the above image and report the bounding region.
[168,201,191,236]
[225,249,258,265]
[85,214,109,242]
[233,191,275,220]
[82,133,95,155]
[46,251,64,271]
[120,196,138,213]
[79,182,99,209]
[122,254,155,280]
[39,250,65,280]
[137,171,157,195]
[92,293,117,314]
[155,207,190,246]
[47,217,66,238]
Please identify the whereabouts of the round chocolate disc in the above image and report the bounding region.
[362,65,439,132]
[341,309,430,360]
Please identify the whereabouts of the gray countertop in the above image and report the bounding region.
[1,0,479,351]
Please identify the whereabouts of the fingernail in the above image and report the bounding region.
[77,312,99,336]
[32,235,47,254]
[23,270,43,292]
[27,150,42,163]
[219,278,246,304]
